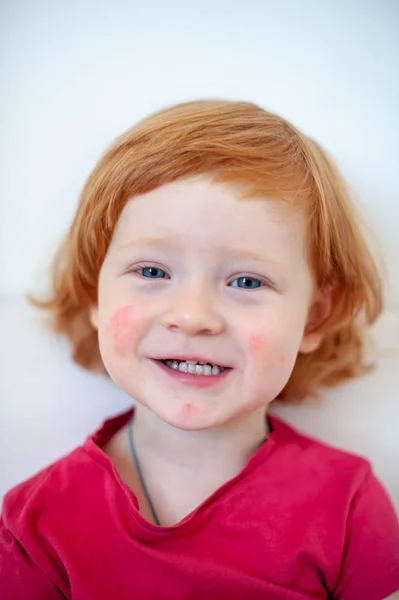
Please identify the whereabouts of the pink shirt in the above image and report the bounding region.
[1,408,399,599]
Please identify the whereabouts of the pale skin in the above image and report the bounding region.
[89,176,398,597]
[90,175,333,527]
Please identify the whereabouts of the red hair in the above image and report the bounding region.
[30,100,384,400]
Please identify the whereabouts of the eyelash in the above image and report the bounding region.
[133,264,171,279]
[131,264,272,291]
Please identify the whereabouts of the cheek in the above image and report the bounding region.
[249,332,266,354]
[248,332,272,369]
[249,332,275,367]
[107,306,137,357]
[248,331,293,371]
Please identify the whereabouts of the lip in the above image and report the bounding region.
[149,359,233,388]
[151,355,232,369]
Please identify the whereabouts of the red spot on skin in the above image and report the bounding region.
[108,306,135,357]
[249,332,265,353]
[178,402,198,418]
[178,403,194,417]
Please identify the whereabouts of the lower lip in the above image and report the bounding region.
[149,360,232,388]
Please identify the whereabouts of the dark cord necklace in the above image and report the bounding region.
[128,415,161,526]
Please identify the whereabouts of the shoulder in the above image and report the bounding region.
[266,414,398,534]
[1,409,133,541]
[2,445,94,536]
[268,414,372,489]
[268,415,399,596]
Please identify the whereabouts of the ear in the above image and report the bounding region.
[89,305,99,330]
[299,286,334,354]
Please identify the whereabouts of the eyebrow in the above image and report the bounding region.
[117,236,285,267]
[118,236,173,250]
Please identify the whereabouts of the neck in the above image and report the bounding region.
[131,404,269,474]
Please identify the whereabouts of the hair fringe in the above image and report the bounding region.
[29,99,384,401]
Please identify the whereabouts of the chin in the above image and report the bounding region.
[155,400,228,432]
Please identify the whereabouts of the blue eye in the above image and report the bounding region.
[139,267,168,279]
[230,277,263,289]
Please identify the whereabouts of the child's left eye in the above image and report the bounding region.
[230,277,263,289]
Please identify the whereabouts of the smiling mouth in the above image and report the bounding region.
[159,359,229,377]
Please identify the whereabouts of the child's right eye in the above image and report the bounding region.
[137,266,169,279]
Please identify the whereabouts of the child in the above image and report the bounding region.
[1,100,398,600]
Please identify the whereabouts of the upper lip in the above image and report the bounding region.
[151,355,232,369]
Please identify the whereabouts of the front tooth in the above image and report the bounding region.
[187,363,196,374]
[203,364,212,376]
[211,365,220,375]
[195,364,204,375]
[179,362,188,373]
[171,361,179,370]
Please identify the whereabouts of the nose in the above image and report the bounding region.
[160,281,226,336]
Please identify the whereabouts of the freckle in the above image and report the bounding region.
[108,306,135,357]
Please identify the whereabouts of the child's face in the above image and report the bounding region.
[91,176,328,430]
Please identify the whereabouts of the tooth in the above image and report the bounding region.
[165,359,225,375]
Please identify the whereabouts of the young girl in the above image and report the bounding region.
[1,100,398,599]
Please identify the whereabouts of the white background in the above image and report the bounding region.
[1,0,398,508]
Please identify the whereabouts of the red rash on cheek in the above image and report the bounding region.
[250,332,291,369]
[108,306,135,357]
[249,332,266,353]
